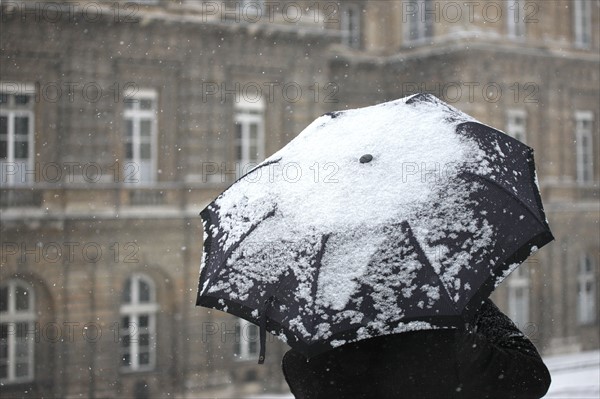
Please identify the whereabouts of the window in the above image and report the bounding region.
[573,0,592,48]
[234,98,265,178]
[341,3,361,49]
[404,0,434,45]
[506,109,527,143]
[120,274,158,372]
[124,90,158,184]
[0,280,35,384]
[0,83,35,186]
[578,254,596,324]
[575,111,594,184]
[507,266,529,330]
[233,318,259,360]
[506,1,526,39]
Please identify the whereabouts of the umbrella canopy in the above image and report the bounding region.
[196,93,553,363]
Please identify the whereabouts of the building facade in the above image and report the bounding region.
[1,0,598,397]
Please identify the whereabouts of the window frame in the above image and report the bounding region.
[575,111,594,184]
[403,0,434,46]
[119,274,159,373]
[123,89,158,185]
[0,82,36,187]
[233,98,265,178]
[0,279,36,384]
[573,0,592,48]
[506,109,527,144]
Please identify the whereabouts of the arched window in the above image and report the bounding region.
[120,274,158,372]
[0,279,35,383]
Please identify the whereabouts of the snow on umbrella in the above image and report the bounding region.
[196,93,554,363]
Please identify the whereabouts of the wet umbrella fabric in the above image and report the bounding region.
[196,93,553,363]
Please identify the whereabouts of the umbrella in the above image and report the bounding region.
[196,93,553,363]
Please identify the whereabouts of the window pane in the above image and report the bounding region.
[16,322,30,338]
[0,287,7,312]
[15,286,29,311]
[140,143,151,160]
[235,143,242,163]
[15,95,30,106]
[249,123,258,140]
[249,144,258,161]
[0,332,7,359]
[140,120,152,137]
[139,351,150,365]
[14,141,28,159]
[124,99,135,109]
[125,143,133,160]
[16,340,29,357]
[138,280,150,302]
[0,116,7,135]
[0,140,6,159]
[15,362,29,377]
[249,339,257,354]
[139,315,149,328]
[126,120,133,138]
[0,94,7,104]
[139,332,149,346]
[0,364,6,379]
[122,279,132,303]
[140,99,153,110]
[15,117,29,135]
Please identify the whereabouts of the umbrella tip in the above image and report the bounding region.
[359,154,373,164]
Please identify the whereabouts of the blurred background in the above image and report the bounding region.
[0,0,598,397]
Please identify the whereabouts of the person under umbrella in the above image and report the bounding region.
[282,297,551,398]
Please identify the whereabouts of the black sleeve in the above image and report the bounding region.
[455,299,551,399]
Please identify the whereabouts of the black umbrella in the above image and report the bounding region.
[196,93,553,363]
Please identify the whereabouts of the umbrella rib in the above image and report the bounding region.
[402,221,460,316]
[461,171,547,229]
[221,207,278,267]
[308,233,331,341]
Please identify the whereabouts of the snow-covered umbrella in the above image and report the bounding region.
[196,93,553,363]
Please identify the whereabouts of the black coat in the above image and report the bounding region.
[282,299,551,399]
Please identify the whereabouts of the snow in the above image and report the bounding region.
[543,350,600,398]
